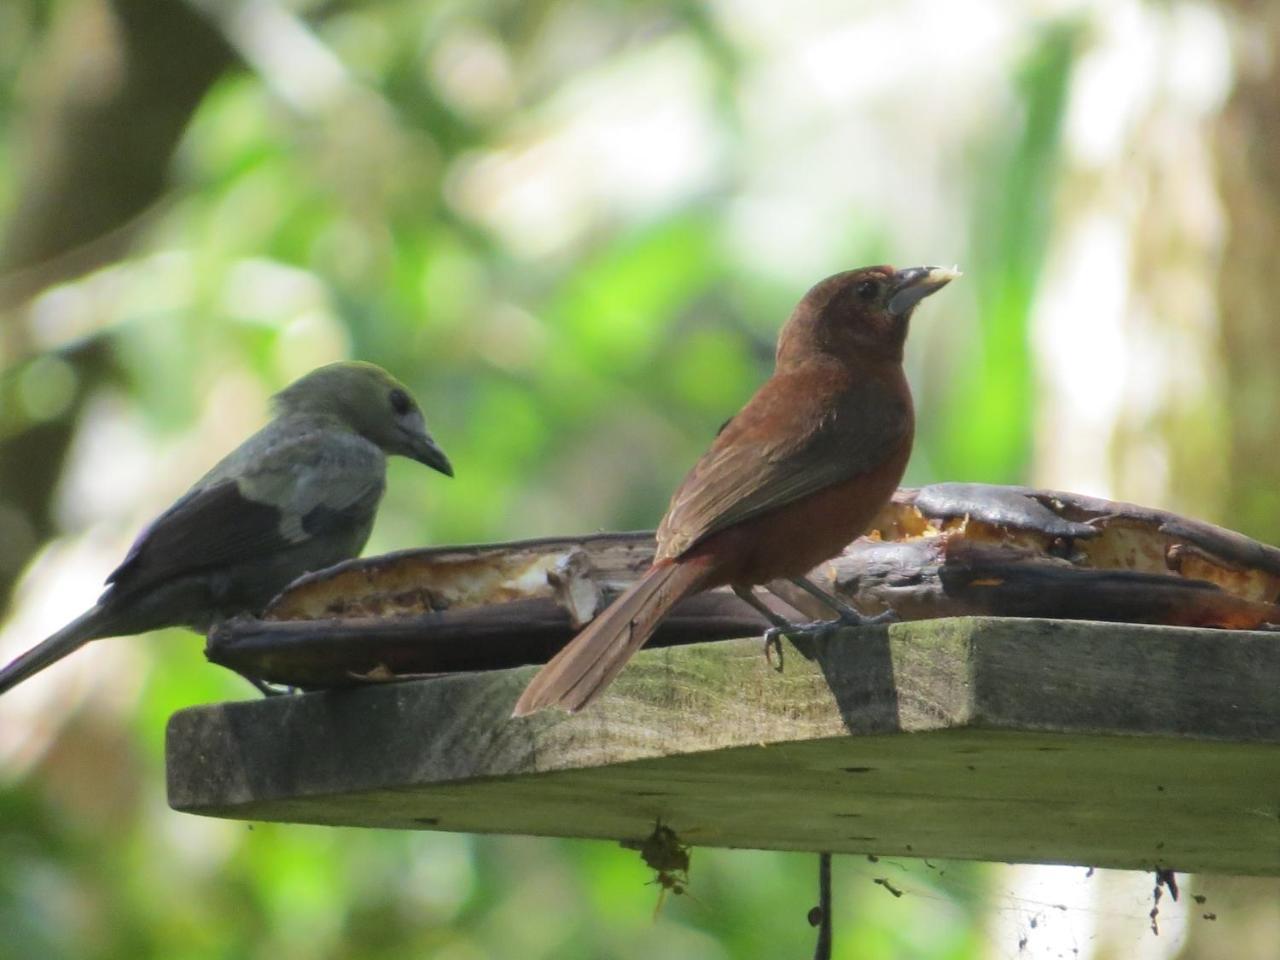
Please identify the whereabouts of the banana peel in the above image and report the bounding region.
[207,484,1280,688]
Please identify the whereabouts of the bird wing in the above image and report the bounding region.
[105,424,386,598]
[656,365,910,561]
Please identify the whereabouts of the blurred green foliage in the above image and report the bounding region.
[0,1,1090,957]
[926,21,1081,485]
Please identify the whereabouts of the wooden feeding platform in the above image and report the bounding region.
[167,617,1280,876]
[164,485,1280,876]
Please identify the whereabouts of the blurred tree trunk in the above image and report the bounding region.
[1177,4,1280,959]
[1216,1,1280,545]
[0,0,235,312]
[0,0,235,611]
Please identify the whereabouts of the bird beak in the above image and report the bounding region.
[887,265,961,316]
[407,433,454,477]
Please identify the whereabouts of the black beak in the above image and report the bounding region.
[888,265,961,316]
[408,434,454,477]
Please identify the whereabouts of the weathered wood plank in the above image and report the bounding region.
[167,618,1280,876]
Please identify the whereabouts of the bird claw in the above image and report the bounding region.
[758,621,837,671]
[817,605,900,633]
[823,601,897,628]
[853,608,899,626]
[764,607,898,655]
[781,618,845,642]
[763,628,786,671]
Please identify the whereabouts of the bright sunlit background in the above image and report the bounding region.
[1,1,1277,958]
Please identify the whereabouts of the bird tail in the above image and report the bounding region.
[512,557,713,716]
[0,605,114,696]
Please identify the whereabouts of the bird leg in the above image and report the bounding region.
[739,576,899,655]
[730,579,896,667]
[730,585,789,671]
[788,576,897,627]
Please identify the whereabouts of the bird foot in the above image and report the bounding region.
[846,608,899,627]
[776,618,845,643]
[793,609,896,640]
[242,674,293,697]
[813,594,898,628]
[784,577,897,627]
[760,607,898,670]
[768,607,898,643]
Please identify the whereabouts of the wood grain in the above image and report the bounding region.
[169,617,1280,876]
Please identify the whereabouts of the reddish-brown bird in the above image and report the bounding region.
[513,264,958,716]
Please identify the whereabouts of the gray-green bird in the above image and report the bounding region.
[0,361,452,695]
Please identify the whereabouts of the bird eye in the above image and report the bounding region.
[389,388,412,416]
[854,279,880,302]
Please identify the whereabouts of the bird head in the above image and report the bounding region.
[273,362,454,476]
[778,265,959,366]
